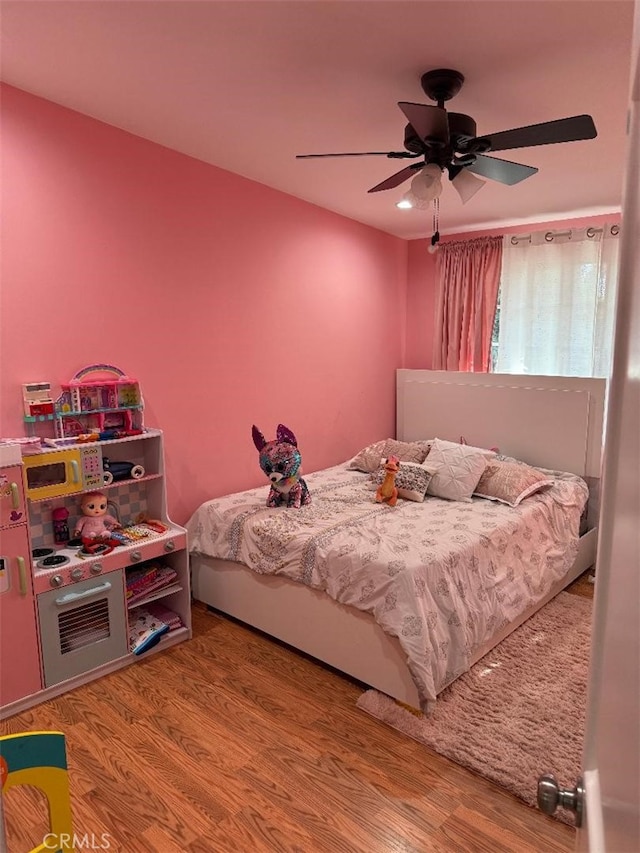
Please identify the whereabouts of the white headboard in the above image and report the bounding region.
[397,370,606,479]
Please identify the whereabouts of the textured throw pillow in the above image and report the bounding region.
[425,438,493,502]
[372,461,434,502]
[348,439,388,473]
[413,439,433,460]
[349,439,429,473]
[474,460,555,507]
[384,439,430,464]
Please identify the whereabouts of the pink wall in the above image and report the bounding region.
[405,241,438,368]
[1,85,408,524]
[405,212,622,368]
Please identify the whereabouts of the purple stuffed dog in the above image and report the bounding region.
[252,423,311,508]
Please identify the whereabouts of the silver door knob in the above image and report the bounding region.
[537,773,584,827]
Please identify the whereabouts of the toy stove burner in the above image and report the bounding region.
[37,553,71,569]
[66,538,84,549]
[32,547,54,559]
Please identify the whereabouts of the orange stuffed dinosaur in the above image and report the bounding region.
[375,455,400,507]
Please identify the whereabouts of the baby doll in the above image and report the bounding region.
[74,492,121,540]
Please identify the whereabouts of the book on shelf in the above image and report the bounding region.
[126,562,177,606]
[127,602,183,655]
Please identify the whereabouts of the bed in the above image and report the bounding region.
[187,371,606,711]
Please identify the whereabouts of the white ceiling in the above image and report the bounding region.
[0,0,634,239]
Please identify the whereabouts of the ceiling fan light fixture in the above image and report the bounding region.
[396,196,414,209]
[410,164,443,202]
[451,169,487,204]
[396,164,443,210]
[399,190,429,210]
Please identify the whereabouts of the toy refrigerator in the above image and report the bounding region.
[0,451,42,707]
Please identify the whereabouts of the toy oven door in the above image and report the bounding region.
[37,570,128,687]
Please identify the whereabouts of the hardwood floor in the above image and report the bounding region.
[2,577,592,853]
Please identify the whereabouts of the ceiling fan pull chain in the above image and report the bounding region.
[429,198,441,253]
[433,197,440,243]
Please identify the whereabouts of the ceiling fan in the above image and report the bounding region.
[296,69,597,204]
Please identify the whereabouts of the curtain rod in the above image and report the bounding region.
[510,223,620,245]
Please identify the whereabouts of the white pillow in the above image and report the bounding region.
[425,438,494,502]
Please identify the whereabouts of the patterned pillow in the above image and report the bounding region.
[474,460,555,507]
[425,438,493,502]
[349,439,429,473]
[372,461,434,502]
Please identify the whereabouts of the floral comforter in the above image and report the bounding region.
[186,464,588,710]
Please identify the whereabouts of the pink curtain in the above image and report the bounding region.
[432,235,503,372]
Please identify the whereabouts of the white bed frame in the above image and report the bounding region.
[191,371,606,708]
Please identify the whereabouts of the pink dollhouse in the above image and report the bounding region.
[23,363,145,442]
[53,363,144,439]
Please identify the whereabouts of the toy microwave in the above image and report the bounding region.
[23,445,104,500]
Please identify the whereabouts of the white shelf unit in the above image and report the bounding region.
[1,428,192,719]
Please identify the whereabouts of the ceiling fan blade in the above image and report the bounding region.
[466,154,538,185]
[481,115,597,152]
[367,164,423,193]
[398,102,449,144]
[296,151,416,159]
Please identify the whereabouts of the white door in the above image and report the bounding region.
[576,4,640,849]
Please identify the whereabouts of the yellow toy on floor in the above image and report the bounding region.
[375,455,400,507]
[0,731,75,852]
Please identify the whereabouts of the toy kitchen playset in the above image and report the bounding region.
[0,364,192,719]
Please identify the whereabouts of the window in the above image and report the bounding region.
[491,226,620,378]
